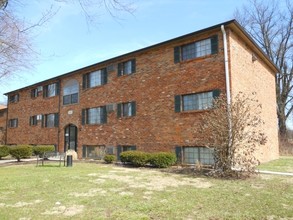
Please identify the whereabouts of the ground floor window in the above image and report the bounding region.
[176,146,214,165]
[82,145,106,159]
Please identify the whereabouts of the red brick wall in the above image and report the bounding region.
[0,108,7,144]
[5,26,279,162]
[6,29,226,158]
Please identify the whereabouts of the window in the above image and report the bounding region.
[9,118,18,128]
[30,115,38,126]
[9,94,19,103]
[43,82,59,98]
[175,90,220,112]
[117,59,136,76]
[116,145,136,160]
[117,101,136,118]
[176,146,214,165]
[82,106,107,125]
[82,145,106,159]
[31,88,38,98]
[83,68,107,89]
[174,35,218,63]
[63,79,79,105]
[43,113,59,128]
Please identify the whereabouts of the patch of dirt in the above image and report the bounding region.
[42,205,84,217]
[69,189,106,197]
[93,167,212,191]
[2,200,42,208]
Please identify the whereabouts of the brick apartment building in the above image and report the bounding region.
[4,20,279,164]
[0,105,7,145]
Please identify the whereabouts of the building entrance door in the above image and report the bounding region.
[64,124,77,152]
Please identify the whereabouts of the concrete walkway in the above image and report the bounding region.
[257,170,293,176]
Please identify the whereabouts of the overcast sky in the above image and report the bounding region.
[0,0,249,103]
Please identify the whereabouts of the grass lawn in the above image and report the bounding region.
[0,162,292,220]
[258,156,293,173]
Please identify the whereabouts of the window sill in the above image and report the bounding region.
[177,54,216,64]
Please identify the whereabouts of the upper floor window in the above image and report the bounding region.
[175,90,220,112]
[43,113,59,128]
[9,118,18,128]
[9,94,19,103]
[43,82,59,98]
[174,35,218,63]
[117,59,136,76]
[83,68,107,89]
[82,106,107,125]
[63,79,79,105]
[31,86,42,98]
[117,101,136,118]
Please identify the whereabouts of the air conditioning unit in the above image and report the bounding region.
[106,103,116,112]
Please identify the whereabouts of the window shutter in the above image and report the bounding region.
[211,35,218,54]
[174,95,181,112]
[102,68,108,85]
[44,115,48,127]
[212,89,221,98]
[82,74,87,89]
[16,119,18,127]
[54,113,59,127]
[117,145,122,160]
[131,59,136,73]
[102,106,107,124]
[55,82,60,95]
[29,116,32,126]
[82,109,86,125]
[43,85,48,97]
[41,115,45,127]
[117,103,122,118]
[31,90,34,98]
[131,101,136,116]
[117,63,123,76]
[174,46,181,63]
[175,146,182,164]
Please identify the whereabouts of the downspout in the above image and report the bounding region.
[221,25,231,105]
[221,25,233,166]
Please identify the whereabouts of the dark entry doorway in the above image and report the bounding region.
[64,124,77,152]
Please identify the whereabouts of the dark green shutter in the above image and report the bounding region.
[41,115,44,127]
[117,145,122,160]
[31,90,34,98]
[211,35,218,54]
[43,85,48,97]
[175,146,182,164]
[102,106,107,124]
[29,116,32,126]
[55,82,60,95]
[82,74,87,89]
[102,68,108,85]
[174,95,181,112]
[117,103,122,118]
[174,46,181,63]
[212,89,221,98]
[131,59,136,73]
[131,101,136,116]
[82,109,86,125]
[117,63,123,76]
[54,113,59,127]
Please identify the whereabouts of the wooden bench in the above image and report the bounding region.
[36,152,66,167]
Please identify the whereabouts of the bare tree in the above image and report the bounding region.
[0,0,134,81]
[234,0,293,138]
[200,92,267,178]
